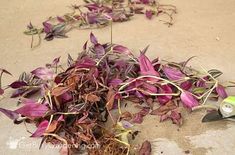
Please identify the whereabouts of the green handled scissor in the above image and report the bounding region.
[202,96,235,122]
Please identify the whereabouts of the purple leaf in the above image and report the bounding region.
[216,84,228,99]
[15,103,48,118]
[83,41,88,51]
[31,67,55,80]
[27,22,34,30]
[140,0,150,4]
[121,120,133,129]
[114,60,127,69]
[67,54,74,67]
[85,3,100,11]
[9,81,28,89]
[180,80,192,90]
[135,91,144,98]
[76,56,96,68]
[196,76,209,87]
[113,45,132,55]
[11,89,40,98]
[157,85,173,105]
[52,56,60,66]
[11,89,27,98]
[90,32,98,44]
[94,44,105,56]
[138,52,159,76]
[0,68,12,76]
[31,120,49,137]
[163,66,185,81]
[0,108,19,120]
[0,88,4,95]
[180,91,199,109]
[87,13,98,24]
[145,10,153,20]
[21,98,37,104]
[43,22,53,34]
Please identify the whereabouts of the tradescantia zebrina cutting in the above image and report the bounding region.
[24,0,177,48]
[0,33,234,155]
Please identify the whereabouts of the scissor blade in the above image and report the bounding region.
[202,111,224,122]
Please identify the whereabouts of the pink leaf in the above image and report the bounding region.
[216,84,228,99]
[58,115,65,122]
[31,120,49,137]
[157,85,173,105]
[145,10,153,19]
[31,67,55,80]
[138,52,159,76]
[180,91,199,109]
[163,66,185,81]
[57,16,65,23]
[109,78,123,87]
[15,103,48,118]
[113,45,132,55]
[141,82,158,94]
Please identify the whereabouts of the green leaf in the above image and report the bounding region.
[208,69,223,78]
[193,87,206,94]
[223,96,235,105]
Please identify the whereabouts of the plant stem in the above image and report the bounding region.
[0,71,3,88]
[192,105,218,111]
[118,75,184,92]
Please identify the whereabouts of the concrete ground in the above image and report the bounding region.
[0,0,235,154]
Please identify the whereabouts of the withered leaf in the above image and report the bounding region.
[45,120,58,133]
[77,133,91,142]
[106,89,115,110]
[82,94,100,102]
[150,101,177,116]
[51,86,70,96]
[60,145,69,155]
[120,111,133,121]
[139,140,151,155]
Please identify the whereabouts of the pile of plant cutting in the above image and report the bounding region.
[0,33,232,155]
[24,0,176,48]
